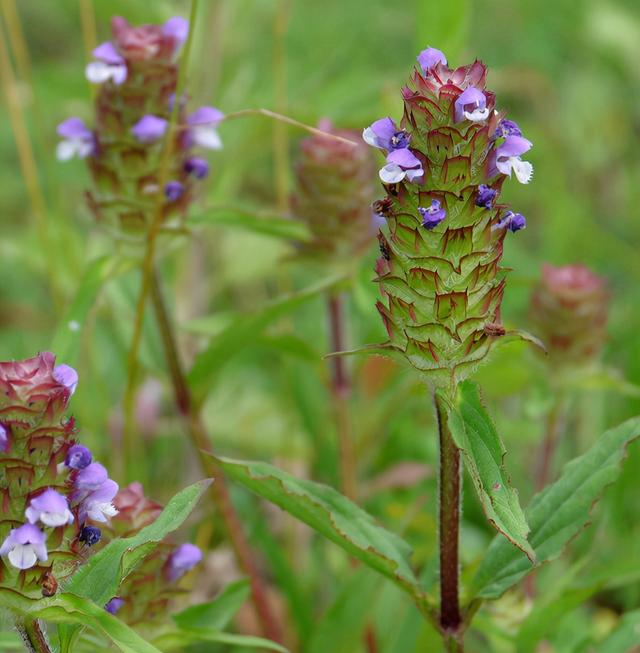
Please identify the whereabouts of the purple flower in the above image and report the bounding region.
[0,424,8,453]
[163,17,189,50]
[56,118,95,161]
[79,525,102,546]
[362,117,410,151]
[184,157,210,179]
[454,86,489,123]
[165,543,202,582]
[131,115,168,143]
[475,184,497,209]
[53,364,78,395]
[25,489,74,528]
[417,47,447,72]
[105,597,125,615]
[419,200,447,230]
[74,462,108,494]
[371,211,387,231]
[494,119,522,139]
[165,181,184,201]
[379,148,423,184]
[79,479,119,523]
[493,136,533,184]
[85,42,127,85]
[0,523,47,570]
[187,107,224,149]
[65,444,92,470]
[493,211,527,233]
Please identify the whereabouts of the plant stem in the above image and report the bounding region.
[15,620,51,653]
[327,292,356,500]
[149,268,283,644]
[534,395,565,491]
[434,391,463,650]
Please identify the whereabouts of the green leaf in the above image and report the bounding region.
[597,610,640,653]
[58,480,210,650]
[0,589,161,653]
[188,206,311,241]
[173,578,250,631]
[216,456,433,615]
[444,381,534,561]
[472,416,640,599]
[187,276,345,404]
[153,628,288,652]
[51,256,121,363]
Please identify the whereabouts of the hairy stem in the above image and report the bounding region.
[15,620,51,653]
[327,292,356,500]
[435,391,463,649]
[149,268,283,644]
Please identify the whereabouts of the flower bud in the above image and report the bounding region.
[530,263,608,365]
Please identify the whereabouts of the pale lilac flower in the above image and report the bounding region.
[131,115,168,143]
[56,118,95,161]
[165,181,184,201]
[475,184,497,209]
[105,597,125,614]
[0,424,8,453]
[165,543,202,582]
[85,42,127,85]
[79,525,102,546]
[0,524,47,570]
[417,47,447,72]
[371,211,387,231]
[494,119,522,139]
[454,86,489,123]
[379,148,423,184]
[493,136,533,184]
[362,117,410,151]
[53,363,78,395]
[163,17,189,49]
[187,107,224,149]
[419,200,447,230]
[79,479,119,523]
[493,210,527,233]
[65,444,92,470]
[184,157,210,179]
[25,489,74,528]
[74,462,108,493]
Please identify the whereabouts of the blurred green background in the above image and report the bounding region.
[1,0,640,651]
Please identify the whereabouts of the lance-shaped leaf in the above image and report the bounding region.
[472,416,640,599]
[216,456,432,615]
[58,480,210,651]
[443,381,534,561]
[0,589,162,653]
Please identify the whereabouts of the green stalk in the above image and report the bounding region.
[15,620,51,653]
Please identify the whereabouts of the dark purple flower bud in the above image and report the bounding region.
[131,115,168,143]
[0,523,47,570]
[494,211,526,233]
[380,148,423,184]
[65,444,92,470]
[53,364,78,395]
[184,157,210,179]
[79,525,102,546]
[494,119,522,139]
[475,184,497,209]
[164,181,184,201]
[105,597,125,614]
[454,86,489,123]
[0,424,8,453]
[165,543,202,582]
[56,118,95,161]
[419,200,447,230]
[417,46,447,72]
[86,42,127,85]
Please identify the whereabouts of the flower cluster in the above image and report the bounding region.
[101,483,202,624]
[530,263,609,365]
[292,119,376,260]
[56,16,223,239]
[0,353,117,593]
[364,47,534,383]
